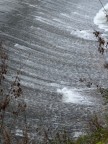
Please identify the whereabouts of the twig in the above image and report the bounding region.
[98,0,107,14]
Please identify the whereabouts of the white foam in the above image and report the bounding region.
[73,12,89,18]
[71,30,97,41]
[57,87,95,105]
[60,13,70,18]
[53,18,65,24]
[15,129,23,137]
[15,129,33,139]
[94,3,108,31]
[74,132,85,138]
[50,83,60,87]
[14,43,19,47]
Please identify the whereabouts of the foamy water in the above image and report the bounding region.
[71,30,97,41]
[94,3,108,31]
[0,0,107,140]
[57,87,96,105]
[94,2,108,66]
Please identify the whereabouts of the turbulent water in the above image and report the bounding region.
[94,3,108,31]
[1,0,108,139]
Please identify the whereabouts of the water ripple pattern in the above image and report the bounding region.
[0,0,108,136]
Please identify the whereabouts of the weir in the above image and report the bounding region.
[0,0,108,140]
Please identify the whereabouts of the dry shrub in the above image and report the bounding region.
[0,41,30,144]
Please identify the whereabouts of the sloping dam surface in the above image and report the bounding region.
[0,0,108,139]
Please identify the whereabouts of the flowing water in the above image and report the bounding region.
[0,0,108,139]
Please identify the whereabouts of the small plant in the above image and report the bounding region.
[0,41,30,144]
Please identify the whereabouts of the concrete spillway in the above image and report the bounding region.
[0,0,108,139]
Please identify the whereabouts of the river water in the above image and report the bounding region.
[0,0,108,140]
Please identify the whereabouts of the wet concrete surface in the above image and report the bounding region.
[0,0,108,140]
